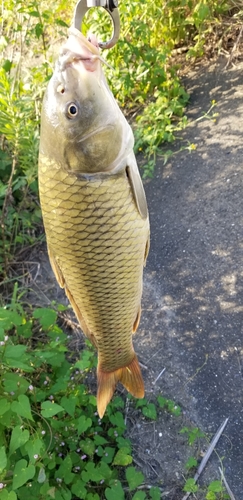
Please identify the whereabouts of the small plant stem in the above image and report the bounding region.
[219,467,237,500]
[183,354,208,389]
[181,417,229,500]
[225,24,243,69]
[33,1,49,78]
[0,154,17,277]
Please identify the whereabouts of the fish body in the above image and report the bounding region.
[38,29,149,417]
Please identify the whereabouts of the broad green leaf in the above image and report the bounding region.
[166,399,181,416]
[40,481,51,495]
[11,394,34,420]
[183,478,198,493]
[109,411,126,429]
[0,398,10,415]
[28,10,40,17]
[0,308,23,327]
[5,358,33,371]
[24,437,44,461]
[2,59,12,72]
[12,459,35,489]
[102,446,115,464]
[0,445,7,473]
[11,395,33,421]
[55,18,69,27]
[205,492,216,500]
[60,396,77,417]
[93,435,108,445]
[136,399,147,408]
[98,461,113,480]
[112,447,132,466]
[105,480,124,500]
[41,401,64,418]
[33,308,57,329]
[149,487,161,500]
[75,349,96,371]
[71,479,87,499]
[79,438,95,456]
[0,491,17,500]
[59,487,72,500]
[35,22,43,39]
[185,456,197,469]
[157,395,166,408]
[112,396,125,409]
[197,3,210,22]
[81,462,103,483]
[34,350,66,367]
[142,403,157,420]
[9,426,30,455]
[208,481,223,493]
[56,455,74,485]
[3,346,32,371]
[77,415,92,434]
[116,436,131,451]
[132,492,146,500]
[2,373,29,394]
[4,344,27,359]
[126,466,144,490]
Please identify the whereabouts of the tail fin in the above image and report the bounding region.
[97,354,144,418]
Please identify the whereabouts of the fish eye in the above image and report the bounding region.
[66,102,79,119]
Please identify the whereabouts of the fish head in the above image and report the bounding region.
[39,29,129,173]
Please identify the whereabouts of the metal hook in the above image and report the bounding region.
[71,0,120,49]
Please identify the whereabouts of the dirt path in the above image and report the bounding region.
[31,57,243,498]
[141,57,243,498]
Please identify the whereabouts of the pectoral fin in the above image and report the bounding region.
[126,153,148,220]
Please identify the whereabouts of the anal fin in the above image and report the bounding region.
[47,245,97,348]
[65,286,97,348]
[48,245,65,288]
[133,306,141,333]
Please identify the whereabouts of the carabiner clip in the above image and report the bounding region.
[71,0,120,49]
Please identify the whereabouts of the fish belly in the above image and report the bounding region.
[39,159,149,377]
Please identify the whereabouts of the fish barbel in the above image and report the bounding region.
[38,28,150,417]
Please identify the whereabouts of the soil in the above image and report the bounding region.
[27,55,243,499]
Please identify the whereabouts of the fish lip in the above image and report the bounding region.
[58,50,94,72]
[58,27,100,72]
[67,27,100,56]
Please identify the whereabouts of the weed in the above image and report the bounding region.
[181,424,230,499]
[0,298,165,499]
[180,426,205,446]
[0,0,69,275]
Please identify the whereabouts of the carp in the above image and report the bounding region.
[38,27,150,418]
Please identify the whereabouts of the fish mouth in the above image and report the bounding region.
[59,51,97,73]
[59,28,101,73]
